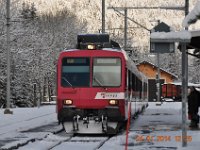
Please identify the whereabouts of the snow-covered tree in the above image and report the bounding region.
[190,57,200,83]
[0,0,87,106]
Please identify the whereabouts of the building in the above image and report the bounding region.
[137,61,177,101]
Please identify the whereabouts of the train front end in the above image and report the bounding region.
[56,34,127,134]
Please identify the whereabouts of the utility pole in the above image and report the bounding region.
[124,8,127,50]
[156,53,161,103]
[181,42,188,147]
[102,0,105,33]
[151,19,162,104]
[4,0,13,114]
[182,0,189,147]
[33,83,37,107]
[185,0,189,16]
[156,20,161,104]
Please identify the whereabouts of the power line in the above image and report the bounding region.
[108,6,151,32]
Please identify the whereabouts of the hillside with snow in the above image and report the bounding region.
[15,0,199,47]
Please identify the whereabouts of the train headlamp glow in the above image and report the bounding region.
[87,44,96,50]
[109,100,118,105]
[63,99,73,105]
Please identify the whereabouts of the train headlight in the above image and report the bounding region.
[63,99,73,105]
[109,100,118,105]
[87,44,96,50]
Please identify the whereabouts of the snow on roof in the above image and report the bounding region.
[164,82,200,87]
[182,1,200,28]
[150,30,191,42]
[166,82,200,87]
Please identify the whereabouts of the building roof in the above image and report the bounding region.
[137,61,178,79]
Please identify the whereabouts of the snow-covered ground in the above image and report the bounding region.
[0,102,200,150]
[0,105,63,149]
[0,106,57,134]
[100,102,200,150]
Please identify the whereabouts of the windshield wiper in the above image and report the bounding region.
[93,76,107,90]
[62,77,73,88]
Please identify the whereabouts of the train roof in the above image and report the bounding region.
[77,34,121,50]
[62,47,125,55]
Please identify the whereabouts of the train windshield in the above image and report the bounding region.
[61,57,90,87]
[93,58,121,87]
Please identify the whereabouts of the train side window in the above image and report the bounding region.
[132,74,136,91]
[128,70,131,91]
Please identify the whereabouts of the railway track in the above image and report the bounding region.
[49,134,111,150]
[0,124,111,150]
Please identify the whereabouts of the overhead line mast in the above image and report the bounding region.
[4,0,13,114]
[182,0,189,147]
[102,0,105,33]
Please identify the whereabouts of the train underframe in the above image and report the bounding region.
[58,107,126,135]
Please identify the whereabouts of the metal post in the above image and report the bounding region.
[102,0,105,33]
[157,53,161,102]
[124,8,127,50]
[4,0,13,114]
[43,76,46,102]
[181,0,189,147]
[185,0,189,16]
[36,84,40,108]
[33,83,37,107]
[181,43,187,147]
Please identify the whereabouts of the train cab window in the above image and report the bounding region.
[92,58,121,87]
[61,57,90,87]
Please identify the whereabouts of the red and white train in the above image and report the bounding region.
[56,34,148,134]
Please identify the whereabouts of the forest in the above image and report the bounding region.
[0,0,199,107]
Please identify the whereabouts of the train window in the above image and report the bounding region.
[61,57,90,87]
[92,58,121,87]
[128,70,132,91]
[132,74,136,91]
